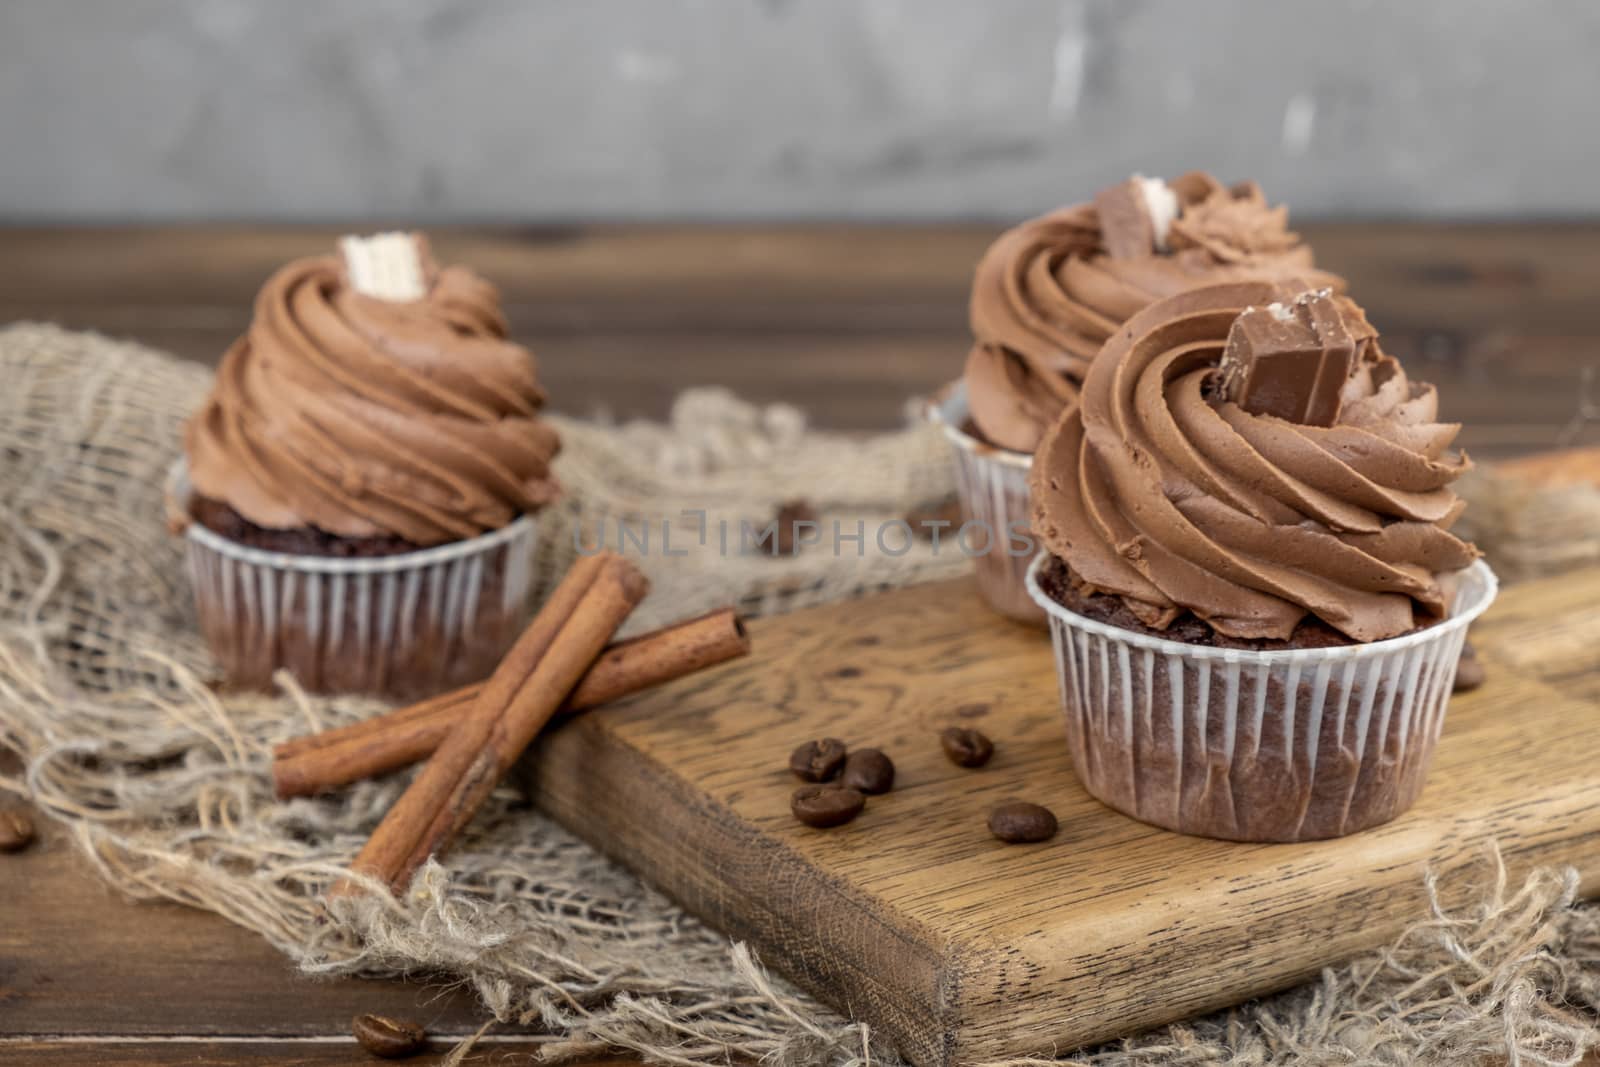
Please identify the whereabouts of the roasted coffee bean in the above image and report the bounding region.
[1453,642,1486,693]
[791,784,865,828]
[904,493,963,540]
[789,738,848,782]
[352,1014,426,1059]
[940,726,994,768]
[0,808,34,853]
[757,499,820,556]
[839,748,895,794]
[988,802,1058,843]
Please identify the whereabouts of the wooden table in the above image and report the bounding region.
[1,224,1596,1064]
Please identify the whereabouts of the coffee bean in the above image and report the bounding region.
[940,726,994,768]
[839,748,895,794]
[0,808,34,853]
[352,1014,426,1059]
[988,802,1058,843]
[789,738,848,782]
[904,493,963,540]
[791,784,865,828]
[1453,642,1486,693]
[758,499,819,556]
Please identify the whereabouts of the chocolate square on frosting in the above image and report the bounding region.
[1093,178,1157,260]
[1216,290,1359,426]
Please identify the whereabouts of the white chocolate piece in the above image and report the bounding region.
[1135,175,1180,252]
[339,232,428,301]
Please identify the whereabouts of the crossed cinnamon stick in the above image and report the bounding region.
[274,606,748,798]
[314,551,748,897]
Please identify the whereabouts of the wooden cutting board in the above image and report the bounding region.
[525,567,1600,1066]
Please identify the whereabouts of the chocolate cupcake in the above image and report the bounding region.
[932,172,1340,624]
[1024,281,1496,842]
[169,233,561,698]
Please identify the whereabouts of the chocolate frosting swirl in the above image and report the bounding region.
[186,252,561,545]
[1030,281,1477,642]
[965,172,1340,453]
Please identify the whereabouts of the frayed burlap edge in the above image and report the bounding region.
[1,322,1598,1066]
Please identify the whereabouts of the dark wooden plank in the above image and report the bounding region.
[1307,224,1600,335]
[0,226,980,327]
[2,224,1598,334]
[0,791,487,1039]
[0,1041,609,1065]
[1,224,1594,448]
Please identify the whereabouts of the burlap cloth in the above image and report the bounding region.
[2,321,1597,1066]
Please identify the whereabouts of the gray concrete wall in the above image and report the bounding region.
[2,0,1595,222]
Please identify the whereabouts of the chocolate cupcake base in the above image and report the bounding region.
[170,462,538,700]
[190,496,422,558]
[1025,553,1498,842]
[1035,556,1367,651]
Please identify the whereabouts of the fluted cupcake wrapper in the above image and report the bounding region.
[169,460,538,699]
[1025,554,1498,842]
[929,382,1045,626]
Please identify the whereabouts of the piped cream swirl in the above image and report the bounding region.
[185,252,560,545]
[965,172,1339,453]
[1029,281,1477,642]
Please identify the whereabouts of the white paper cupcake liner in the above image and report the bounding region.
[1025,555,1498,842]
[928,382,1044,625]
[168,460,538,698]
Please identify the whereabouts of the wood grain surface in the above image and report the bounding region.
[526,567,1600,1066]
[1,224,1596,456]
[1,224,1596,1064]
[0,775,546,1064]
[1,1043,592,1066]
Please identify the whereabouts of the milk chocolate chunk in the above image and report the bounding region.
[1093,178,1157,260]
[1216,290,1359,426]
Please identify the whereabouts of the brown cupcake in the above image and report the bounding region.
[1024,282,1496,842]
[933,172,1340,625]
[171,233,561,698]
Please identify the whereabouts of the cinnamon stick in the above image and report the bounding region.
[273,608,748,798]
[330,551,649,898]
